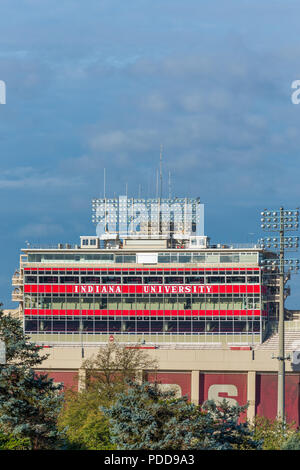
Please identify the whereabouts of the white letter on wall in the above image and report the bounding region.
[208,384,238,406]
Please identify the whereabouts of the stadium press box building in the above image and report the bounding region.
[12,196,278,345]
[11,196,300,424]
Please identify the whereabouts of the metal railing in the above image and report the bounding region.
[23,243,78,250]
[28,331,261,345]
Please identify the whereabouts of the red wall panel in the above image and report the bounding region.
[256,374,300,425]
[146,372,191,400]
[199,373,248,421]
[199,373,247,406]
[24,267,260,272]
[36,370,78,391]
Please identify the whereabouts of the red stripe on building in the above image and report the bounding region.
[24,267,260,271]
[24,283,261,294]
[24,308,262,317]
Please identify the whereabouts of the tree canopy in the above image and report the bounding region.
[58,387,114,450]
[59,341,157,449]
[251,416,299,450]
[82,341,157,399]
[103,380,261,450]
[0,307,64,449]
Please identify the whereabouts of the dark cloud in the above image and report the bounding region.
[0,0,300,307]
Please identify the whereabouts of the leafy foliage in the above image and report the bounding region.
[0,430,31,450]
[0,308,47,368]
[59,341,157,450]
[58,388,114,450]
[281,432,300,450]
[201,400,261,450]
[251,416,297,450]
[103,380,261,450]
[0,307,64,449]
[83,341,157,400]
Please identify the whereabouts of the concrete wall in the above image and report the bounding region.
[36,346,300,425]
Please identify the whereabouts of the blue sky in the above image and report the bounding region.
[1,0,300,308]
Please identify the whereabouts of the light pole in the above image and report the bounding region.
[260,208,299,421]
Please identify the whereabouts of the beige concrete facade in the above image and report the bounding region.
[37,345,293,373]
[37,343,300,423]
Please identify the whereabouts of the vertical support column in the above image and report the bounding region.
[278,206,285,421]
[78,368,87,392]
[259,265,263,344]
[191,370,200,405]
[247,371,256,423]
[135,369,143,385]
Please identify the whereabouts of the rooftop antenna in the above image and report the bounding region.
[156,169,159,198]
[168,170,172,199]
[125,182,128,198]
[147,175,150,199]
[103,168,106,199]
[160,144,163,199]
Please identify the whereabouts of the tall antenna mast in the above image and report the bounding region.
[125,182,128,198]
[103,168,106,199]
[168,170,172,199]
[160,144,163,199]
[156,169,159,198]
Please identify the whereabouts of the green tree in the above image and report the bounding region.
[83,341,157,399]
[59,341,157,450]
[58,388,114,450]
[201,400,262,450]
[281,432,300,450]
[103,380,261,450]
[251,416,297,450]
[0,430,31,450]
[0,308,64,449]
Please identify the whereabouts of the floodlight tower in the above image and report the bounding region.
[260,207,299,421]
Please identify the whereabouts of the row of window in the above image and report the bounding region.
[27,252,259,264]
[24,268,260,275]
[25,319,261,334]
[24,275,260,284]
[25,298,261,309]
[25,317,265,324]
